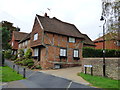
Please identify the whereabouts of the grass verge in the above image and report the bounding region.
[0,66,24,82]
[78,72,119,89]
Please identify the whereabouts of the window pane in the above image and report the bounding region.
[34,48,38,56]
[34,33,38,41]
[74,50,79,57]
[69,37,75,43]
[60,49,66,56]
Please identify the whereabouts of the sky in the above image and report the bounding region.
[0,0,104,40]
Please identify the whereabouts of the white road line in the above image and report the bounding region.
[67,81,72,90]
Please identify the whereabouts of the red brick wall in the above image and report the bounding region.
[94,40,120,50]
[41,32,83,69]
[30,17,43,47]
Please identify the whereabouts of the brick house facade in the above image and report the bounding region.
[9,31,28,55]
[94,33,120,50]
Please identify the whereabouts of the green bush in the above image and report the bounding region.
[24,49,32,59]
[4,49,12,59]
[22,59,34,66]
[18,49,24,58]
[34,65,42,69]
[83,47,120,57]
[11,54,17,61]
[28,63,34,68]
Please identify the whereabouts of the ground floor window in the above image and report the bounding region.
[73,49,79,58]
[60,48,67,57]
[34,48,39,56]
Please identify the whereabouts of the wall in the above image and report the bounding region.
[41,32,83,69]
[82,58,119,80]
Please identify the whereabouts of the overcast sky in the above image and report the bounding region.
[0,0,104,40]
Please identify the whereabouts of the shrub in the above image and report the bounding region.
[18,49,24,58]
[4,49,12,59]
[22,59,34,66]
[11,54,17,61]
[83,47,120,57]
[24,49,32,59]
[34,65,42,69]
[28,63,34,68]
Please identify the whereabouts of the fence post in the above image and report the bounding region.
[17,66,19,74]
[13,65,15,72]
[85,67,87,74]
[91,67,93,76]
[23,68,26,78]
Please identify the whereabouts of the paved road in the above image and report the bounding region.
[2,60,100,89]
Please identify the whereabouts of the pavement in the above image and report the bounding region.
[1,60,100,89]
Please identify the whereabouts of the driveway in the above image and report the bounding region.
[2,60,98,89]
[40,66,90,85]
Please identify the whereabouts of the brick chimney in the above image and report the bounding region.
[44,13,49,18]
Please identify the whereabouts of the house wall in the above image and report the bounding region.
[40,32,83,69]
[30,18,43,48]
[94,40,120,50]
[82,58,119,80]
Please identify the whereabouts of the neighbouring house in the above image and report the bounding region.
[82,34,95,48]
[9,31,28,55]
[94,33,120,50]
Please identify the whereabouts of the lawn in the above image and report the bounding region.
[78,72,119,89]
[0,66,24,82]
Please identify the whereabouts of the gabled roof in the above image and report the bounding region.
[19,32,31,43]
[13,31,28,41]
[83,34,95,46]
[36,14,84,39]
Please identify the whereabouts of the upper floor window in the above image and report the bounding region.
[69,37,75,43]
[73,49,79,58]
[60,48,67,57]
[34,33,38,41]
[19,44,21,48]
[25,41,28,46]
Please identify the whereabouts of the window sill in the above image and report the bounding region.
[73,57,80,60]
[59,56,67,58]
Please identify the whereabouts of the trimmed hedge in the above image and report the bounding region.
[83,47,120,57]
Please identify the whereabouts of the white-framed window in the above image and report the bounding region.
[116,41,120,46]
[25,41,28,46]
[19,44,21,48]
[69,37,75,43]
[34,48,39,56]
[73,49,79,58]
[12,42,14,46]
[34,33,38,41]
[60,48,67,56]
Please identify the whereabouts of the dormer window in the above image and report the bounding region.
[69,37,75,43]
[34,33,38,41]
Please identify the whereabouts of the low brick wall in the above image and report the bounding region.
[82,58,119,80]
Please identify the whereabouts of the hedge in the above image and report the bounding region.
[83,47,120,58]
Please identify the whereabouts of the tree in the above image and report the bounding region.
[101,0,120,40]
[0,21,20,41]
[0,27,11,50]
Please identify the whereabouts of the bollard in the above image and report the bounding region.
[85,67,87,74]
[91,67,93,76]
[17,66,19,74]
[13,65,15,72]
[23,68,26,78]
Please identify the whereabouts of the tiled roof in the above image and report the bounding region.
[19,32,31,43]
[37,14,84,39]
[83,34,95,46]
[13,31,28,41]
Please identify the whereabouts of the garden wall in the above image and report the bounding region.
[82,58,119,80]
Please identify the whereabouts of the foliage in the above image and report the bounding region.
[83,47,120,57]
[28,63,34,68]
[18,49,24,58]
[1,66,24,82]
[34,65,42,69]
[24,49,32,59]
[11,54,18,61]
[4,49,12,59]
[78,72,119,89]
[0,27,11,50]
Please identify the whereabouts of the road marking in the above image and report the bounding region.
[67,81,72,90]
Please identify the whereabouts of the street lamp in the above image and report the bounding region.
[100,16,106,77]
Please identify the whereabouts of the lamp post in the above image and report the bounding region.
[100,16,106,77]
